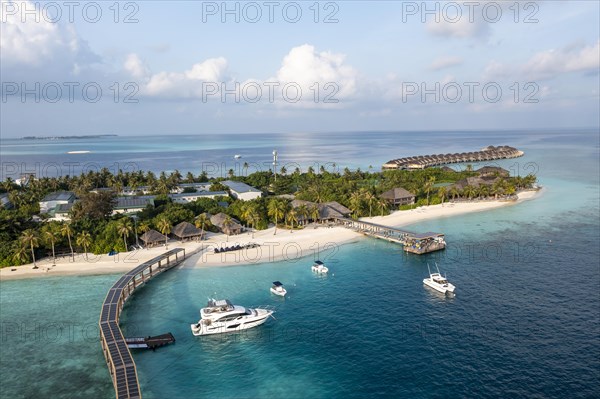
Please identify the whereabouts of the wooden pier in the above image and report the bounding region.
[99,248,186,399]
[334,217,446,254]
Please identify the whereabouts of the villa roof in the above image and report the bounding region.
[55,203,74,214]
[170,191,227,199]
[381,187,415,200]
[42,191,75,202]
[322,201,351,216]
[140,229,167,243]
[210,212,242,229]
[172,221,202,238]
[221,180,261,193]
[115,196,154,209]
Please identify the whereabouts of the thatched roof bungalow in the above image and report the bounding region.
[172,221,204,241]
[140,229,167,248]
[210,213,243,235]
[381,187,416,206]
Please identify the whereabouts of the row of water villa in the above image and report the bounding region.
[382,145,524,170]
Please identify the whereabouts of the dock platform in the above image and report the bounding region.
[334,217,446,254]
[99,248,186,399]
[125,332,176,350]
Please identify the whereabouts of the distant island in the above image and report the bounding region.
[21,135,118,140]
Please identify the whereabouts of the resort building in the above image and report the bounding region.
[0,193,13,209]
[112,196,155,215]
[169,191,228,204]
[475,166,510,177]
[52,203,74,221]
[173,183,212,193]
[140,229,168,248]
[221,180,262,201]
[380,188,416,206]
[290,199,352,222]
[210,213,243,235]
[39,191,76,213]
[172,221,204,242]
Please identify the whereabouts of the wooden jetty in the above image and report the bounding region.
[125,332,176,350]
[99,248,186,399]
[334,217,446,254]
[382,145,523,170]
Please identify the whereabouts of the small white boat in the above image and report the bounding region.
[270,281,287,297]
[234,154,242,159]
[67,150,91,154]
[311,260,328,274]
[190,299,274,336]
[423,263,455,296]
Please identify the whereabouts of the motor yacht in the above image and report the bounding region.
[190,299,274,336]
[270,281,287,297]
[311,260,328,274]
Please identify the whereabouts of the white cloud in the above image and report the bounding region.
[484,41,600,81]
[523,40,600,78]
[0,0,99,70]
[429,56,463,71]
[124,54,150,80]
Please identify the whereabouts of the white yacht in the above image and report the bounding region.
[311,260,329,274]
[423,264,455,295]
[190,299,274,336]
[270,281,287,297]
[234,154,242,159]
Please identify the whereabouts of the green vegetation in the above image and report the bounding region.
[0,166,536,267]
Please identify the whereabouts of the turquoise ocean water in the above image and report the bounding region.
[1,130,598,398]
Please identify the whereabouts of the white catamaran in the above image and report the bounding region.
[423,264,456,296]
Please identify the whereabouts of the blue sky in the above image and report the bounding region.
[1,0,599,137]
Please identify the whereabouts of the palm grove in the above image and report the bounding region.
[0,166,536,267]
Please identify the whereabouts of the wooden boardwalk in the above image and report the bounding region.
[333,217,446,254]
[99,248,186,399]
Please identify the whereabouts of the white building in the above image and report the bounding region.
[39,191,76,213]
[112,197,154,215]
[221,181,262,201]
[169,191,228,204]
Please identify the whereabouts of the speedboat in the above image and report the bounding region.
[234,154,242,159]
[311,260,328,274]
[190,299,274,336]
[270,281,287,297]
[423,264,455,296]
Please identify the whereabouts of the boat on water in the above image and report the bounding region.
[67,150,91,154]
[270,281,287,297]
[311,260,328,274]
[423,264,455,295]
[234,154,242,159]
[190,299,274,336]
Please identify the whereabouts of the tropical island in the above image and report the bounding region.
[21,134,118,140]
[0,161,539,275]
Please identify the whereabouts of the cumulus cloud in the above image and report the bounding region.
[0,0,100,72]
[138,57,229,98]
[429,56,463,71]
[484,41,600,81]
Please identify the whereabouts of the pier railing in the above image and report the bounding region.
[99,248,186,399]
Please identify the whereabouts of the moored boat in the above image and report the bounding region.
[190,299,274,336]
[423,264,455,296]
[311,260,328,274]
[270,281,287,296]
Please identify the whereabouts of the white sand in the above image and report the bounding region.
[0,189,541,280]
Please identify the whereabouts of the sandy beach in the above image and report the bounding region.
[0,189,542,281]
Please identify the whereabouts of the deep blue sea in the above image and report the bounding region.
[1,130,599,398]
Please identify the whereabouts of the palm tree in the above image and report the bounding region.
[20,229,40,268]
[449,186,460,201]
[349,191,363,218]
[267,199,285,235]
[41,223,59,265]
[60,222,75,261]
[194,213,210,241]
[377,198,388,216]
[286,207,298,230]
[297,204,309,226]
[138,221,151,234]
[116,217,133,252]
[424,176,436,205]
[463,185,476,200]
[438,186,447,206]
[310,204,320,226]
[243,162,249,176]
[222,215,234,241]
[363,191,376,217]
[156,217,172,249]
[12,243,29,265]
[76,231,92,260]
